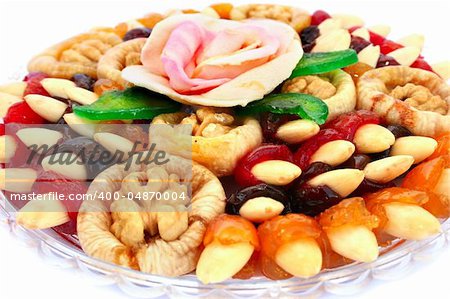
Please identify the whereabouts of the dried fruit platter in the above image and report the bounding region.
[1,2,449,298]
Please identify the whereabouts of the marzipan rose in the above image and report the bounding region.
[122,14,303,107]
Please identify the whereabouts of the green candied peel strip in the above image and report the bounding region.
[237,93,329,125]
[290,49,358,78]
[74,87,181,120]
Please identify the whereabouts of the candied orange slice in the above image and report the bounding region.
[428,133,450,160]
[318,197,379,230]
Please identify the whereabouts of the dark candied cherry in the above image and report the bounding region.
[376,54,400,68]
[234,144,294,187]
[294,129,343,170]
[23,72,50,97]
[350,179,396,197]
[386,125,412,139]
[340,154,371,170]
[123,27,152,41]
[302,43,316,53]
[311,10,331,26]
[324,110,380,141]
[368,31,386,46]
[4,102,46,124]
[380,40,403,55]
[72,73,96,91]
[290,184,342,216]
[300,26,320,52]
[260,113,297,143]
[411,58,434,72]
[56,137,117,179]
[350,36,371,53]
[226,183,291,216]
[294,162,333,186]
[368,148,391,161]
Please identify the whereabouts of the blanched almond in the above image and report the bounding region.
[368,25,391,37]
[0,82,27,97]
[318,18,343,35]
[276,119,320,144]
[326,224,379,262]
[239,197,284,223]
[196,241,254,284]
[0,135,18,163]
[332,14,364,29]
[352,27,370,40]
[25,94,68,123]
[353,124,395,154]
[397,34,425,50]
[16,128,63,153]
[63,113,100,138]
[41,153,87,181]
[308,169,364,197]
[364,155,414,184]
[93,132,135,160]
[66,87,98,105]
[0,92,23,117]
[0,168,37,193]
[312,29,351,52]
[357,45,381,68]
[390,136,438,163]
[434,168,450,197]
[383,202,441,240]
[41,78,76,99]
[275,238,322,278]
[16,194,69,230]
[251,160,302,186]
[310,140,355,167]
[431,61,450,81]
[389,46,421,66]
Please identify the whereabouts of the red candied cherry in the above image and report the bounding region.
[3,101,46,124]
[380,40,403,55]
[324,110,380,141]
[234,144,295,187]
[411,58,434,72]
[369,31,386,46]
[311,10,331,25]
[23,72,50,97]
[376,54,400,68]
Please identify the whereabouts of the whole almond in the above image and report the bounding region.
[389,46,421,66]
[311,140,355,167]
[308,169,364,197]
[313,29,351,52]
[41,78,76,99]
[353,124,395,154]
[368,25,391,37]
[0,92,23,117]
[0,82,27,97]
[364,155,414,183]
[66,87,98,105]
[357,45,381,68]
[25,94,68,123]
[390,136,438,163]
[251,160,302,186]
[276,119,320,144]
[239,197,284,223]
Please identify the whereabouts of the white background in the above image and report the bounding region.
[1,0,449,298]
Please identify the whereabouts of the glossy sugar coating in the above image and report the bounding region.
[344,62,373,84]
[318,197,379,230]
[203,214,259,248]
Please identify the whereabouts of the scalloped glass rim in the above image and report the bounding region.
[1,195,449,298]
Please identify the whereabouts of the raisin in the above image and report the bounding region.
[291,184,342,216]
[123,27,152,41]
[72,73,96,91]
[350,36,371,53]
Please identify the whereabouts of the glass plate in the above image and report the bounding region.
[1,195,449,298]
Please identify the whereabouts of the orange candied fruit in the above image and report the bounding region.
[137,13,164,29]
[258,214,321,280]
[93,79,124,96]
[427,133,450,161]
[114,22,129,38]
[182,9,200,14]
[203,214,259,248]
[318,197,379,231]
[343,62,374,84]
[210,3,234,19]
[365,187,429,227]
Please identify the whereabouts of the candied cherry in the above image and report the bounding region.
[93,78,124,96]
[343,62,374,84]
[23,72,50,97]
[340,154,371,170]
[72,73,95,91]
[4,102,46,124]
[350,179,396,197]
[311,10,331,26]
[234,144,294,187]
[123,27,152,41]
[226,183,290,216]
[380,39,403,55]
[411,58,434,72]
[376,54,400,68]
[295,162,333,185]
[300,26,320,52]
[291,184,342,216]
[428,133,450,160]
[350,36,371,53]
[324,110,380,141]
[368,31,386,46]
[386,125,412,138]
[258,214,322,280]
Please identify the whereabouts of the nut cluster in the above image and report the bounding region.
[390,83,448,115]
[282,76,337,99]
